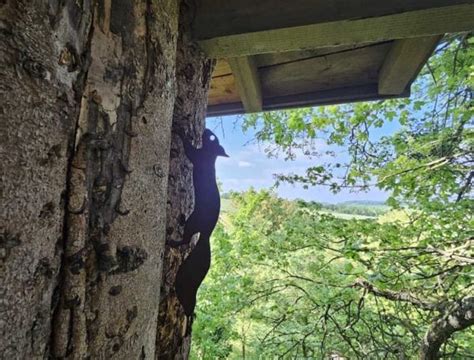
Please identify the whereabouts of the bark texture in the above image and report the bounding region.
[156,1,215,358]
[1,1,93,357]
[420,297,474,360]
[1,0,182,358]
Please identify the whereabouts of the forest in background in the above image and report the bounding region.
[191,34,473,359]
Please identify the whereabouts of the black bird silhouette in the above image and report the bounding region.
[168,128,228,321]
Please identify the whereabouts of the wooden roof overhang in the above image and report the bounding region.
[191,0,474,117]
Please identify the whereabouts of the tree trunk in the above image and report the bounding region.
[1,1,95,357]
[155,1,215,358]
[420,297,474,360]
[0,0,210,358]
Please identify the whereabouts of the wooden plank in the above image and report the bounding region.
[254,44,371,68]
[260,43,391,97]
[213,45,374,79]
[206,84,410,117]
[378,36,441,95]
[206,102,245,117]
[264,84,410,110]
[207,74,240,106]
[228,56,263,112]
[212,59,232,77]
[195,0,471,39]
[198,4,474,57]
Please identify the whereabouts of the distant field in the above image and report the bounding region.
[218,199,234,228]
[318,210,374,220]
[220,198,234,214]
[219,198,386,222]
[319,200,389,218]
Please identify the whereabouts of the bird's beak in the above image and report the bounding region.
[217,145,229,158]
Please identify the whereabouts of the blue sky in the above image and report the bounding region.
[206,115,392,204]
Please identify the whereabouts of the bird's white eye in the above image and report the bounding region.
[210,135,216,141]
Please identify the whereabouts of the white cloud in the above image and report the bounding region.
[238,160,254,168]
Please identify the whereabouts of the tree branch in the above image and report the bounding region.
[456,171,474,202]
[420,297,474,360]
[352,279,437,311]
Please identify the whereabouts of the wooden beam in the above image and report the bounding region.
[195,0,471,40]
[378,36,441,95]
[228,56,262,112]
[206,84,410,117]
[264,85,410,110]
[212,59,232,77]
[198,4,474,58]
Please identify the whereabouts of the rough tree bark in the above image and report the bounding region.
[155,1,215,358]
[1,1,95,357]
[420,297,474,360]
[0,0,210,358]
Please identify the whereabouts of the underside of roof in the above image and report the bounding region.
[190,0,474,117]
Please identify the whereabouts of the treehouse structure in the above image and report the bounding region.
[193,0,474,116]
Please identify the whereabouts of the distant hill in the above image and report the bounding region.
[338,200,387,206]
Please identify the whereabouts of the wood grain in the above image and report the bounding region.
[198,4,473,57]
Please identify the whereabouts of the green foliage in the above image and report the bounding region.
[191,35,473,358]
[191,191,473,358]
